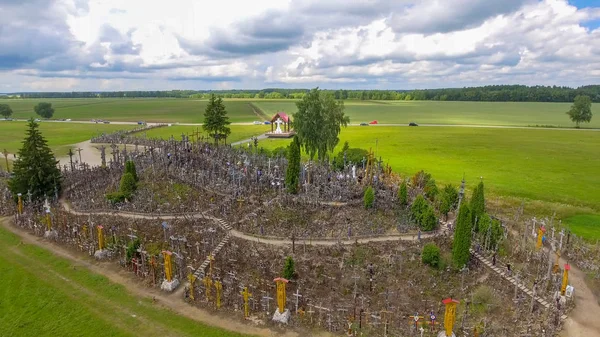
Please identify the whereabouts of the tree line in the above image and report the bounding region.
[3,85,599,102]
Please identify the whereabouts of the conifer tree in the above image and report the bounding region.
[452,203,472,268]
[398,180,408,206]
[470,181,485,231]
[364,186,375,209]
[285,136,301,194]
[203,94,231,144]
[9,119,61,201]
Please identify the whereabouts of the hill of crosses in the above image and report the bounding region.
[2,126,597,337]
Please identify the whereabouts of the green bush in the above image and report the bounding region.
[364,186,375,209]
[105,192,126,204]
[470,181,485,231]
[271,146,288,158]
[398,180,408,206]
[119,172,137,197]
[126,238,141,262]
[452,203,472,268]
[333,146,369,170]
[439,184,459,219]
[411,194,427,221]
[420,206,438,231]
[283,256,295,279]
[125,160,138,182]
[424,178,438,201]
[422,243,441,268]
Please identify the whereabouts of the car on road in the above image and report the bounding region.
[103,121,110,124]
[66,119,71,121]
[137,121,145,125]
[264,121,271,125]
[34,118,41,122]
[253,121,263,125]
[409,122,418,126]
[360,122,369,126]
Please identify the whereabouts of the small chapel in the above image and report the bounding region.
[266,112,295,138]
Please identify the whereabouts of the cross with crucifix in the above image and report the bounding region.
[409,312,424,330]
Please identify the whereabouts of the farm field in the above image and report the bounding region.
[140,125,271,144]
[2,99,258,124]
[254,126,600,215]
[564,214,600,241]
[0,121,137,155]
[253,100,600,128]
[2,98,598,128]
[0,220,252,337]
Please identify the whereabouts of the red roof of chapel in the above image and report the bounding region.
[271,112,289,123]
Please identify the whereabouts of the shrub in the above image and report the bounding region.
[439,184,459,219]
[105,192,126,204]
[470,181,485,231]
[422,243,441,268]
[119,172,137,197]
[420,206,438,231]
[126,238,141,262]
[411,170,432,189]
[125,160,138,182]
[398,180,408,206]
[333,146,369,170]
[411,194,427,222]
[283,256,295,279]
[364,186,375,209]
[424,178,438,201]
[452,203,472,268]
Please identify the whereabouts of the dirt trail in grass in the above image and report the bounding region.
[0,217,310,337]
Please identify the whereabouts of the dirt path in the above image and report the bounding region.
[0,217,304,337]
[560,262,600,337]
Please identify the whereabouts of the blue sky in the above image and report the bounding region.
[1,0,599,91]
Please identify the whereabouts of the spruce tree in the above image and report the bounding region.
[364,186,375,209]
[285,136,301,194]
[125,160,138,182]
[283,256,295,280]
[9,119,61,201]
[470,181,485,231]
[203,94,231,144]
[452,203,472,268]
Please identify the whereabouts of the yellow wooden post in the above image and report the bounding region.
[561,264,570,296]
[188,273,196,300]
[241,286,252,318]
[208,254,215,277]
[553,250,561,274]
[442,298,460,337]
[82,224,88,239]
[274,277,289,314]
[17,193,23,215]
[162,251,173,282]
[97,225,104,250]
[214,280,223,309]
[536,227,545,250]
[45,209,52,231]
[203,276,213,301]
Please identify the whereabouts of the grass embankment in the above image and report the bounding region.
[253,100,600,128]
[2,99,257,124]
[0,220,253,337]
[0,121,137,156]
[254,126,600,233]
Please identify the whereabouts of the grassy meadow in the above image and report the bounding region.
[3,99,258,123]
[0,121,137,155]
[253,100,600,128]
[0,222,253,337]
[564,214,600,241]
[139,124,271,144]
[253,126,600,215]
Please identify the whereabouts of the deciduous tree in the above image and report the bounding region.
[566,95,593,128]
[0,104,12,119]
[293,88,349,161]
[8,119,61,201]
[34,102,55,119]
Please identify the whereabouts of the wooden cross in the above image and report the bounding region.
[2,148,9,172]
[293,288,302,314]
[76,147,83,164]
[409,312,424,330]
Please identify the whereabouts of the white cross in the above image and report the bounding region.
[293,288,303,314]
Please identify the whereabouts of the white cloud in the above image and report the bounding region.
[0,0,599,91]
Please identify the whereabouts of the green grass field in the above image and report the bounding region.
[255,126,600,213]
[0,222,252,337]
[253,100,600,128]
[139,125,271,144]
[0,121,136,155]
[564,214,600,241]
[3,99,258,123]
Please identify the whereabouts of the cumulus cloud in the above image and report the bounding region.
[1,0,599,91]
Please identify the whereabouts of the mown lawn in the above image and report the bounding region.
[0,121,136,155]
[138,125,271,144]
[2,98,257,123]
[564,214,600,241]
[0,222,253,337]
[254,126,600,213]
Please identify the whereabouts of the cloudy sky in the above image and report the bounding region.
[1,0,599,91]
